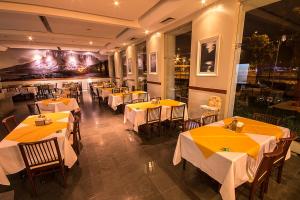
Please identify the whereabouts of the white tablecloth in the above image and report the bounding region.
[124,101,188,132]
[108,92,150,111]
[37,98,79,113]
[0,111,77,186]
[173,120,290,200]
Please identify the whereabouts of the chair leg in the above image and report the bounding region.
[60,165,66,187]
[28,173,37,196]
[182,159,186,170]
[277,165,283,183]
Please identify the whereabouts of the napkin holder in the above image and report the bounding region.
[35,115,52,126]
[35,115,46,126]
[151,99,159,104]
[225,118,244,132]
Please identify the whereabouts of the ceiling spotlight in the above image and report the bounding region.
[201,0,206,4]
[144,30,149,35]
[114,0,119,6]
[89,41,93,45]
[28,36,33,41]
[122,43,127,46]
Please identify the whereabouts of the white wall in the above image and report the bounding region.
[113,51,123,85]
[125,45,137,90]
[146,32,165,98]
[188,0,241,119]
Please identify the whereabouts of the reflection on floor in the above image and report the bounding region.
[0,92,300,200]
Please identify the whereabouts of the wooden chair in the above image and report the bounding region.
[18,138,66,195]
[140,106,162,138]
[123,93,133,105]
[272,132,297,183]
[170,104,186,132]
[253,113,281,125]
[71,109,82,140]
[184,119,201,131]
[202,114,218,126]
[112,88,120,94]
[27,103,41,115]
[138,92,148,101]
[246,144,283,200]
[69,88,79,103]
[70,116,81,155]
[2,115,17,133]
[131,99,144,104]
[150,97,161,101]
[96,88,103,104]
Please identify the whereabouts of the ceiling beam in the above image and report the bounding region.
[0,29,112,42]
[0,2,141,29]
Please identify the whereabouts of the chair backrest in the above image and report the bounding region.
[208,96,222,110]
[184,120,201,131]
[146,106,162,124]
[274,132,297,166]
[27,103,40,115]
[150,97,161,101]
[112,88,120,94]
[138,93,148,101]
[202,114,218,126]
[132,99,144,104]
[253,113,281,125]
[18,137,63,170]
[123,93,132,104]
[171,104,185,121]
[252,144,283,186]
[2,115,17,133]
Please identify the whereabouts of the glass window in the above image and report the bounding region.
[234,0,300,133]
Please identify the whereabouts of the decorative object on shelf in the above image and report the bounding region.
[149,52,157,74]
[127,58,132,74]
[196,35,220,76]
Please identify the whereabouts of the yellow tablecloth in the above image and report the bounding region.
[41,98,71,106]
[5,112,69,143]
[189,126,260,159]
[112,91,146,96]
[223,117,283,139]
[127,99,183,111]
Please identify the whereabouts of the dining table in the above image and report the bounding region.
[173,117,290,200]
[108,91,150,111]
[0,111,78,185]
[36,97,79,113]
[124,99,188,132]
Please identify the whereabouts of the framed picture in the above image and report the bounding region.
[127,58,132,74]
[149,52,157,74]
[196,35,220,76]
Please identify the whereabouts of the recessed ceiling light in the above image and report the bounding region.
[122,43,127,46]
[114,0,119,6]
[89,41,93,45]
[144,30,149,35]
[28,36,33,41]
[201,0,206,4]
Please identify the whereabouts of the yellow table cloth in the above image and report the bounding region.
[189,126,260,159]
[127,99,183,111]
[41,98,71,106]
[5,112,69,143]
[223,117,283,139]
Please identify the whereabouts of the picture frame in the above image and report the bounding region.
[127,57,132,74]
[196,35,220,76]
[149,52,157,74]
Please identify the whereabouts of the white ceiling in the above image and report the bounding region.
[0,0,215,53]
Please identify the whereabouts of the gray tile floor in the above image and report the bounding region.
[0,92,300,200]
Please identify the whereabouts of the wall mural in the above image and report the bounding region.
[0,49,109,82]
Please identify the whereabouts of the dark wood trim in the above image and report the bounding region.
[125,79,135,81]
[147,81,161,85]
[189,86,227,94]
[115,77,121,79]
